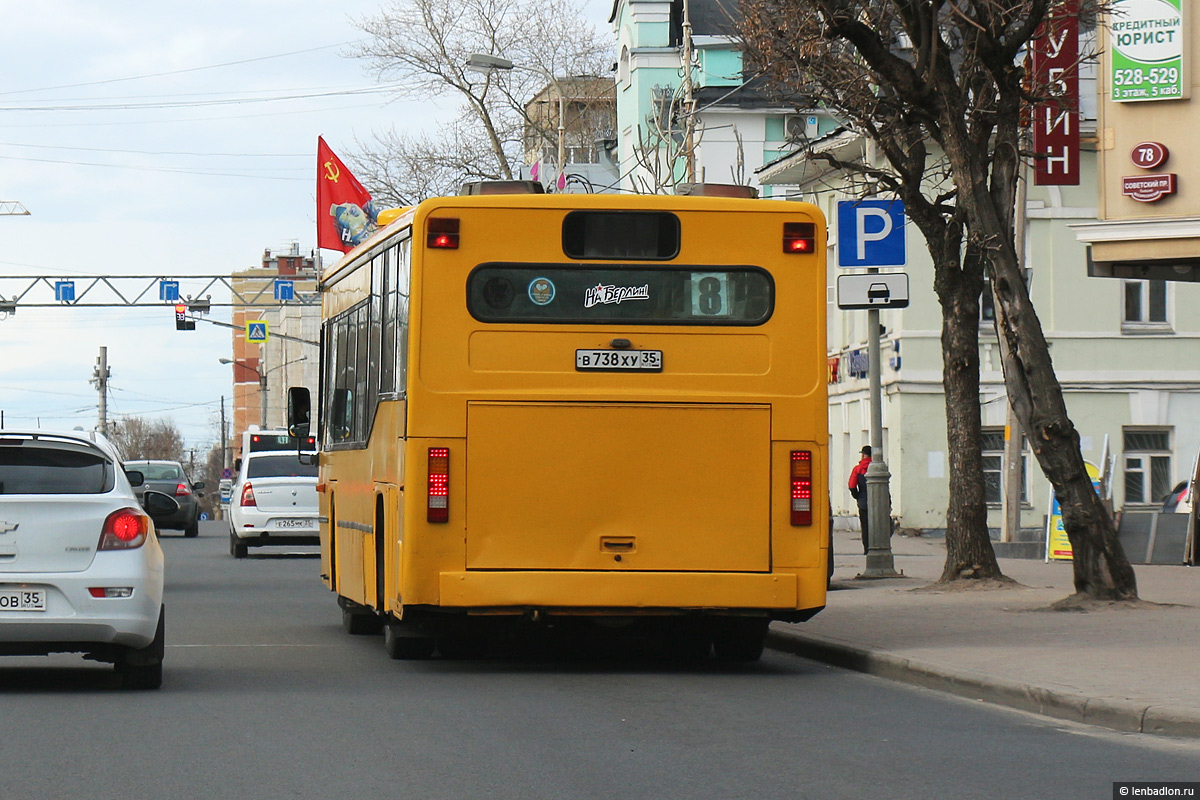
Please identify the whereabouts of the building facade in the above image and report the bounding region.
[226,246,320,457]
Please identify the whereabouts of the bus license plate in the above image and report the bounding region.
[576,349,663,372]
[0,590,45,612]
[274,519,316,530]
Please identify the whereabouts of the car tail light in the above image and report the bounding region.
[790,450,813,526]
[428,447,449,523]
[174,482,191,497]
[427,217,459,249]
[99,507,150,550]
[240,482,257,507]
[783,222,816,254]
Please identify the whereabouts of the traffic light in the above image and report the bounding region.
[174,303,195,330]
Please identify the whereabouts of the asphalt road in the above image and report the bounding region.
[1,520,1196,800]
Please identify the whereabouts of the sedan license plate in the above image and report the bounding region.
[576,349,662,372]
[0,589,46,612]
[274,519,316,530]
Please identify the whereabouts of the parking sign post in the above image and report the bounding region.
[837,199,905,578]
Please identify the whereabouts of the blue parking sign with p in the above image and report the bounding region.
[837,199,907,268]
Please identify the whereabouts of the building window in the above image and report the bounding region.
[981,427,1027,504]
[1123,428,1172,505]
[1122,280,1168,331]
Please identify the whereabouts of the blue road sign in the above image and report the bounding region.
[159,280,180,302]
[274,279,295,301]
[837,199,907,268]
[246,321,269,342]
[54,281,76,302]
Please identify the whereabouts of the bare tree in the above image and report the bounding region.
[109,417,186,463]
[351,113,512,206]
[741,0,1137,600]
[629,84,705,194]
[350,0,611,198]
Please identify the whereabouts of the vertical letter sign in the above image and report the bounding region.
[1032,0,1080,185]
[1110,0,1186,101]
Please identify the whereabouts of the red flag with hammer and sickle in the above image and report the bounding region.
[317,136,378,252]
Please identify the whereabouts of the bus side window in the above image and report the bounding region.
[330,388,354,440]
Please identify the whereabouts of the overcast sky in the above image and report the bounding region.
[0,0,612,451]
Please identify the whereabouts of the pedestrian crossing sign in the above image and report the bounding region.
[246,321,269,342]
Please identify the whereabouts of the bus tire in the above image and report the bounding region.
[342,606,383,636]
[665,620,712,661]
[712,618,768,662]
[384,622,435,660]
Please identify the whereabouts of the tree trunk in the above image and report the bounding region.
[989,253,1139,600]
[933,243,1004,581]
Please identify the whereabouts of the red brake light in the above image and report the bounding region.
[428,447,449,523]
[427,217,459,249]
[174,482,190,497]
[240,482,257,507]
[790,450,813,526]
[783,222,816,254]
[100,508,150,550]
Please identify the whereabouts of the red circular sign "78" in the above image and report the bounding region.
[1131,142,1169,170]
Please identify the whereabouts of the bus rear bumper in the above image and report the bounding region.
[437,569,824,616]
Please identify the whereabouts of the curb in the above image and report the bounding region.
[766,627,1200,740]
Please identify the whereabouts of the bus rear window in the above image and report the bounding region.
[562,211,680,260]
[467,264,773,325]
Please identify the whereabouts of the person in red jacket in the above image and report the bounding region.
[848,445,872,555]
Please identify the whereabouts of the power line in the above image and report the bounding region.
[0,41,358,97]
[0,141,308,158]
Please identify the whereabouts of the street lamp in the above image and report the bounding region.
[219,356,307,429]
[466,53,566,187]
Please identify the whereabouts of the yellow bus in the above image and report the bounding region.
[288,183,829,661]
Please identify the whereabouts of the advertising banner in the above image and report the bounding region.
[1110,0,1186,101]
[1031,0,1080,185]
[1045,462,1101,561]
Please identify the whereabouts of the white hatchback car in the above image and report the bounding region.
[0,430,177,689]
[228,449,319,558]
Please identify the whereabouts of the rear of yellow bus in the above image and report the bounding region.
[396,191,827,660]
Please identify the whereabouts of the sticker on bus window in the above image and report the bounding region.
[528,277,556,306]
[583,283,650,308]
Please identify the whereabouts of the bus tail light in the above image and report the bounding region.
[783,222,816,254]
[427,218,459,249]
[428,447,449,523]
[240,482,257,508]
[790,451,813,526]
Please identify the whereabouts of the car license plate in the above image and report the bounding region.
[274,519,316,530]
[576,349,663,372]
[0,589,45,612]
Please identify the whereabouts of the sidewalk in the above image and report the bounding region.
[767,529,1200,738]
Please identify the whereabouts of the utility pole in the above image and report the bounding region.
[220,396,228,470]
[1002,159,1030,542]
[91,347,111,435]
[863,301,900,578]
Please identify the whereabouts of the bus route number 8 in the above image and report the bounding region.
[692,272,729,317]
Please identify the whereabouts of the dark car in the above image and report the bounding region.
[124,460,205,537]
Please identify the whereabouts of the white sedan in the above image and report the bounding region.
[0,429,177,689]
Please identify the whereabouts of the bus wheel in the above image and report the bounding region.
[342,606,383,636]
[437,634,488,660]
[384,622,434,660]
[665,620,712,661]
[712,618,768,662]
